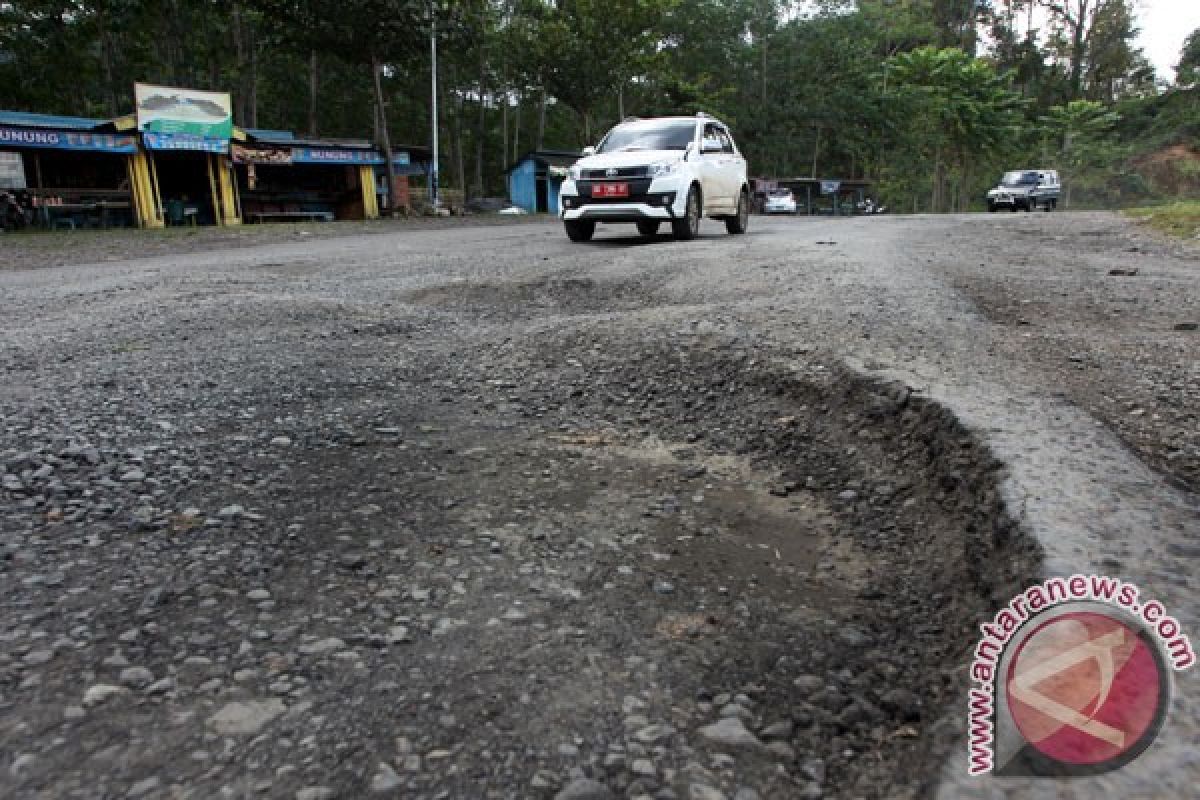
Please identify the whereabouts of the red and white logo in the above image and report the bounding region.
[1006,610,1165,769]
[967,575,1191,777]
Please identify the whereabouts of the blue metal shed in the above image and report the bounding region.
[505,150,580,213]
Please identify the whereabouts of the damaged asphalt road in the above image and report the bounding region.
[1,213,1197,799]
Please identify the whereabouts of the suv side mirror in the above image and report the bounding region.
[581,146,596,157]
[701,138,722,154]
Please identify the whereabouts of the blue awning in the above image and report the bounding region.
[0,125,137,153]
[0,110,107,131]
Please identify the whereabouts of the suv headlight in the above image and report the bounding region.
[650,161,679,178]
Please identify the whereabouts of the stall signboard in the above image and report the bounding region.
[820,180,841,195]
[292,147,410,166]
[135,83,233,140]
[142,132,228,153]
[231,143,293,165]
[0,126,138,153]
[0,151,26,188]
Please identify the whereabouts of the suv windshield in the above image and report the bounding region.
[1001,171,1040,187]
[597,120,696,153]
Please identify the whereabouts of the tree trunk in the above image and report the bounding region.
[761,38,768,106]
[811,126,821,178]
[473,47,486,201]
[308,51,319,136]
[1068,0,1091,100]
[536,88,547,149]
[232,6,246,124]
[931,144,942,212]
[96,10,120,117]
[372,56,398,216]
[247,17,258,128]
[452,90,466,200]
[960,161,972,212]
[513,92,521,161]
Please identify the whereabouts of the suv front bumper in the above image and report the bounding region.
[988,192,1031,207]
[560,177,685,223]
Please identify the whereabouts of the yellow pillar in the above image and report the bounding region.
[205,154,221,226]
[360,165,380,220]
[214,154,241,225]
[126,150,164,228]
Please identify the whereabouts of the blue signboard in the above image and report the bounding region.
[292,147,410,166]
[0,126,138,153]
[820,180,841,195]
[142,132,229,153]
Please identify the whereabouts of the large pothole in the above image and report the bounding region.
[0,323,1042,800]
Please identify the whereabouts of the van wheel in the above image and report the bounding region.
[672,185,701,241]
[636,221,660,237]
[564,220,595,242]
[725,189,749,234]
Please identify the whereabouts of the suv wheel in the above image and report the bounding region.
[564,220,595,242]
[672,185,701,241]
[987,201,997,213]
[636,221,660,237]
[725,189,749,235]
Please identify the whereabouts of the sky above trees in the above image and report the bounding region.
[1137,0,1200,80]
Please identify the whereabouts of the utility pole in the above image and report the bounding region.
[430,4,440,211]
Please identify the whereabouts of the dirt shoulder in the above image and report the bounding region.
[0,214,544,271]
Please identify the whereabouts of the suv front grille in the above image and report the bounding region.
[582,167,650,179]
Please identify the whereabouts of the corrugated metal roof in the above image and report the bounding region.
[505,149,581,173]
[0,110,106,130]
[244,128,295,142]
[244,130,429,158]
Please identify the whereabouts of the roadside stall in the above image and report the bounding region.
[0,111,138,229]
[134,84,239,226]
[235,131,419,222]
[3,83,424,229]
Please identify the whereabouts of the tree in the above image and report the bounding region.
[888,46,1025,210]
[1041,99,1124,206]
[513,0,677,144]
[248,0,441,212]
[1177,28,1200,87]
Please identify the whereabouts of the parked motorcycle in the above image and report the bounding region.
[858,198,887,215]
[1,189,31,231]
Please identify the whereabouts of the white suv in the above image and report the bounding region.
[559,113,750,242]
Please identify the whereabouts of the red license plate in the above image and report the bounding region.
[593,182,629,198]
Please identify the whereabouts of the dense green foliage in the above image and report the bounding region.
[0,0,1196,209]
